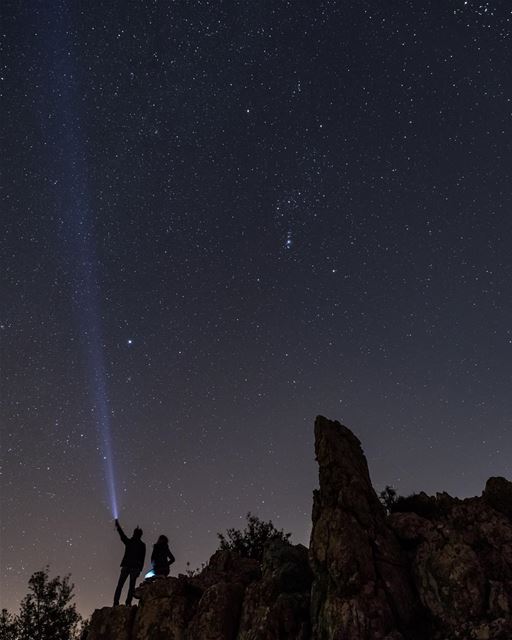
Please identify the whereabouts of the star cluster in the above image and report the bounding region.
[2,0,512,616]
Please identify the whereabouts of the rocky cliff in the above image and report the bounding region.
[88,543,311,640]
[87,416,512,640]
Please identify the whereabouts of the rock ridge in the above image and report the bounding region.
[87,415,512,640]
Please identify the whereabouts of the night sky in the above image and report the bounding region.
[2,0,512,617]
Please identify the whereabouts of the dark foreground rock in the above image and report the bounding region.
[309,416,423,640]
[389,492,512,639]
[88,605,136,640]
[87,545,310,640]
[237,540,312,639]
[87,416,512,640]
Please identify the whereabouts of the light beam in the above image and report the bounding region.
[39,4,120,518]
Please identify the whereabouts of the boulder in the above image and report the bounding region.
[187,581,244,640]
[193,549,261,590]
[413,539,486,624]
[87,605,136,640]
[261,540,312,594]
[238,540,312,639]
[132,576,201,640]
[388,512,437,547]
[238,589,310,640]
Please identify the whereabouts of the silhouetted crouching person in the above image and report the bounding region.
[113,519,146,606]
[151,535,175,576]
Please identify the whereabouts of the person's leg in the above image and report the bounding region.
[125,570,138,606]
[114,567,129,606]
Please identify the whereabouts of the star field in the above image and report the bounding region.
[2,0,512,616]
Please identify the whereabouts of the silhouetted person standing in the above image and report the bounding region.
[113,519,146,606]
[151,535,175,577]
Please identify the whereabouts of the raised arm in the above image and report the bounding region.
[115,519,129,544]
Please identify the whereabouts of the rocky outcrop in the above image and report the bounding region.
[309,416,512,640]
[87,546,310,640]
[309,416,423,640]
[237,540,312,639]
[87,416,512,640]
[88,605,136,640]
[483,476,512,521]
[389,493,512,639]
[132,576,202,640]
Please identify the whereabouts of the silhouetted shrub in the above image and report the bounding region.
[217,512,291,561]
[390,492,453,519]
[379,485,398,514]
[185,561,206,577]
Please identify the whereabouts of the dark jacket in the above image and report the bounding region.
[151,542,175,572]
[116,523,146,573]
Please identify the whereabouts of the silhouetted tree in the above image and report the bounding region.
[77,619,90,640]
[16,567,81,640]
[217,512,291,561]
[0,609,17,640]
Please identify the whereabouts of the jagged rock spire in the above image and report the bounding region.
[309,416,421,640]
